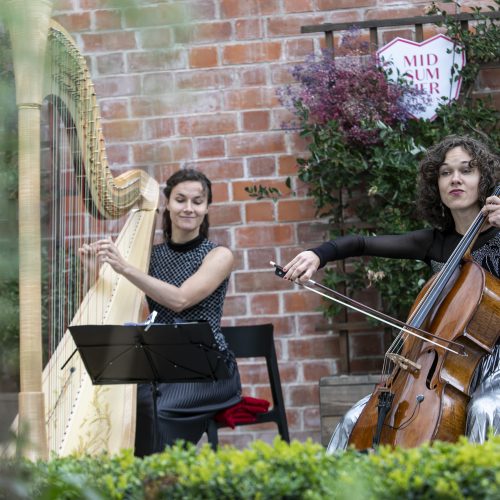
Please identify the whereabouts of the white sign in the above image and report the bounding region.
[377,34,465,121]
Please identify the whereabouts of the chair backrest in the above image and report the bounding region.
[221,323,275,359]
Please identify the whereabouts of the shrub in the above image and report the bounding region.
[2,437,500,499]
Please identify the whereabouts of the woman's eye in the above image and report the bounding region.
[439,170,450,176]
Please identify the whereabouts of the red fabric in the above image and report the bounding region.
[214,396,270,429]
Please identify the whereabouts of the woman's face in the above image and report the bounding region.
[438,146,481,216]
[166,181,209,242]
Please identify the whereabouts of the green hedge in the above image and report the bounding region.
[2,437,500,499]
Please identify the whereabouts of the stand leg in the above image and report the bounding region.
[151,381,161,453]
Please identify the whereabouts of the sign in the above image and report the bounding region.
[377,34,465,120]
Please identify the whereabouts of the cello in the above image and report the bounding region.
[274,185,500,449]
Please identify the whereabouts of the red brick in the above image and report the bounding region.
[235,225,294,248]
[247,156,276,177]
[285,38,314,60]
[81,31,136,52]
[221,0,278,18]
[238,361,270,384]
[53,12,91,32]
[102,120,142,142]
[267,15,325,37]
[178,113,238,136]
[284,0,314,12]
[99,98,128,120]
[212,182,229,203]
[209,227,231,247]
[317,0,374,8]
[189,46,219,68]
[479,68,500,89]
[144,118,175,140]
[127,49,185,72]
[365,7,425,21]
[227,132,285,156]
[132,139,193,163]
[289,383,319,406]
[223,42,282,65]
[210,203,242,225]
[195,137,225,158]
[283,290,323,312]
[288,336,340,359]
[246,201,275,223]
[247,247,278,270]
[140,27,175,49]
[250,293,280,315]
[193,21,233,42]
[349,332,385,357]
[143,73,175,94]
[278,155,299,175]
[296,221,330,246]
[94,75,141,98]
[235,18,264,40]
[131,92,222,117]
[303,361,335,381]
[183,159,244,181]
[105,144,131,165]
[233,179,291,201]
[95,53,126,75]
[187,0,217,21]
[270,62,297,85]
[239,67,267,86]
[234,270,291,293]
[176,69,235,90]
[122,4,186,28]
[222,295,247,316]
[278,198,317,222]
[242,110,270,131]
[94,10,122,30]
[226,87,278,110]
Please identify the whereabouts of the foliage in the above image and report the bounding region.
[278,3,500,321]
[2,437,500,499]
[0,29,19,391]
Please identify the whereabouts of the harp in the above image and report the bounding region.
[6,0,159,458]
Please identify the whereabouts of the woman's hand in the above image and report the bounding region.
[94,238,129,275]
[482,195,500,228]
[283,251,320,284]
[78,242,100,284]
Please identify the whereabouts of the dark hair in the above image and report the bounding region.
[162,169,212,240]
[417,135,500,230]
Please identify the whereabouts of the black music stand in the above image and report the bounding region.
[68,321,230,453]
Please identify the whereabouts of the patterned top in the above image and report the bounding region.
[146,235,229,351]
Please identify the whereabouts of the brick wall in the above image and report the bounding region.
[51,0,499,446]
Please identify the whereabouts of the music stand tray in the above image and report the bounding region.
[68,321,230,385]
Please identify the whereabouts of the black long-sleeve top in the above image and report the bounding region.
[310,226,500,279]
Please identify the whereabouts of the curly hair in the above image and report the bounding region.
[162,168,212,240]
[417,135,500,231]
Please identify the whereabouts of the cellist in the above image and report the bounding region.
[283,135,500,451]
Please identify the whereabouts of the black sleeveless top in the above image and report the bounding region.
[146,234,229,351]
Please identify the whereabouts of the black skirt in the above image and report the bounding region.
[135,353,241,456]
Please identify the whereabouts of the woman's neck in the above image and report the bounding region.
[451,206,480,235]
[170,229,201,244]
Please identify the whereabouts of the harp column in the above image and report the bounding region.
[6,0,53,460]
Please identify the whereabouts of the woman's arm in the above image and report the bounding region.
[90,238,234,313]
[283,229,434,283]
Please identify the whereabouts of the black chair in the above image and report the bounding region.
[206,323,290,449]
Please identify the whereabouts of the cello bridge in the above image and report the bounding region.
[386,353,421,374]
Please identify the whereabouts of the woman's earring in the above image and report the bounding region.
[441,203,445,218]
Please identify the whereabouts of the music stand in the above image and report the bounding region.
[68,321,230,453]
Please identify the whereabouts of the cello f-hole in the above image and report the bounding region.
[426,349,439,390]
